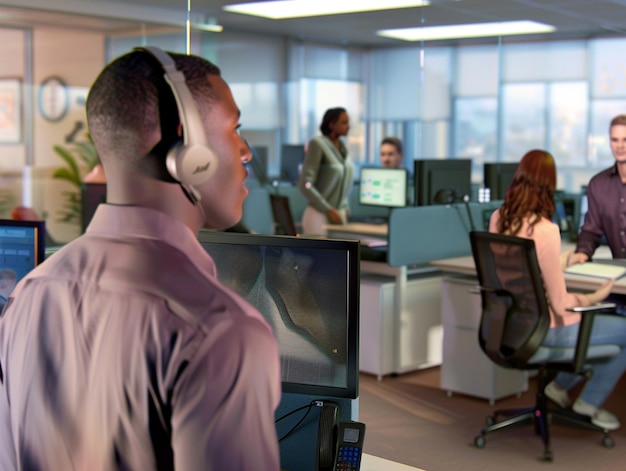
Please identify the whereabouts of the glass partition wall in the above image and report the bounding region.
[0,4,625,241]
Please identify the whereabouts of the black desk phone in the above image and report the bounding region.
[316,402,366,471]
[332,421,366,471]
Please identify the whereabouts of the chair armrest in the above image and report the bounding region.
[570,303,617,372]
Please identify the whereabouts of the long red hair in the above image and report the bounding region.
[496,149,556,236]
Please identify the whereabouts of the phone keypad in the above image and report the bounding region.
[335,445,361,470]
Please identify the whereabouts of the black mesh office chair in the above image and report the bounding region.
[469,231,620,461]
[269,194,298,236]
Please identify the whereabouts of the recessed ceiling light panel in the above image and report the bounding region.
[377,20,556,41]
[224,0,430,20]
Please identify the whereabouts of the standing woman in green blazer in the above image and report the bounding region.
[298,107,355,235]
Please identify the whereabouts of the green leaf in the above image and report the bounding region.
[53,145,80,183]
[52,168,81,187]
[52,135,101,228]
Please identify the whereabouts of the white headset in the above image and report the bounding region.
[139,46,218,188]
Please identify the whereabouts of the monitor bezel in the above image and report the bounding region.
[483,162,518,200]
[413,159,472,206]
[358,166,408,208]
[196,230,361,399]
[0,218,46,266]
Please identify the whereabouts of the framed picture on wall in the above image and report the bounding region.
[0,78,22,144]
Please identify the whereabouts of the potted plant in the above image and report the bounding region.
[52,135,100,228]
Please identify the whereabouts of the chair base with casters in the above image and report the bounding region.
[473,365,615,462]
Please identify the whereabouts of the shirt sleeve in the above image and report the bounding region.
[576,177,604,258]
[533,221,586,326]
[0,364,17,471]
[171,317,281,471]
[298,138,333,213]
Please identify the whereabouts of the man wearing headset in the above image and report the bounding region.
[0,49,281,470]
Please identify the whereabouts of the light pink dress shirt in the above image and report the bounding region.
[0,204,281,470]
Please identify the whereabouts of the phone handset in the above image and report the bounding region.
[332,421,366,471]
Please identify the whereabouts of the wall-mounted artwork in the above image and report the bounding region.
[0,78,21,144]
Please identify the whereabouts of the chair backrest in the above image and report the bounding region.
[469,231,551,368]
[270,194,298,236]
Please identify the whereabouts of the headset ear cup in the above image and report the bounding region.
[166,143,219,186]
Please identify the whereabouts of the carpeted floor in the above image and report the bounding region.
[359,367,626,471]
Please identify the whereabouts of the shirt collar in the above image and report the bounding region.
[86,205,214,275]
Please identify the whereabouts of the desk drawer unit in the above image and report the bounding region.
[440,276,528,403]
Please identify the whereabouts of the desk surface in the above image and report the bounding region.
[430,246,626,295]
[325,222,388,237]
[362,453,427,471]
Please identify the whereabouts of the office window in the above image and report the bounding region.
[590,38,626,99]
[548,82,588,166]
[229,82,281,129]
[502,83,546,160]
[589,99,626,165]
[453,97,498,166]
[368,48,421,121]
[455,45,499,97]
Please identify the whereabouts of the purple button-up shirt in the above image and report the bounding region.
[577,164,626,259]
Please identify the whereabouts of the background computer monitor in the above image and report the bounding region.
[413,159,472,206]
[359,167,408,208]
[197,230,360,399]
[81,183,107,233]
[248,145,269,186]
[280,144,305,184]
[0,219,46,305]
[483,162,518,200]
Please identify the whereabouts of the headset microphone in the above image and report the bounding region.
[138,46,218,195]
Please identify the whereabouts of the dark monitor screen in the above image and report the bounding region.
[413,159,472,206]
[269,194,298,236]
[280,144,305,184]
[81,183,107,233]
[0,219,46,309]
[248,146,269,186]
[197,231,360,399]
[359,167,408,208]
[483,162,518,200]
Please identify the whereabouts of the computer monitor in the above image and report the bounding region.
[81,183,107,233]
[269,194,298,236]
[358,167,408,208]
[483,162,518,200]
[280,144,305,184]
[413,159,472,206]
[248,145,269,186]
[196,230,360,399]
[0,219,46,307]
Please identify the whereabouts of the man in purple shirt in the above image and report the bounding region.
[571,114,626,263]
[0,49,281,470]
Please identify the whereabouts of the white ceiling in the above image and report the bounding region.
[2,0,626,47]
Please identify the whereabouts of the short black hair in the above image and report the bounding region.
[381,136,403,154]
[86,49,221,165]
[319,107,347,136]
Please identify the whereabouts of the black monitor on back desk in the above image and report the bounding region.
[81,183,107,233]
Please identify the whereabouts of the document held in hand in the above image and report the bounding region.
[565,262,626,280]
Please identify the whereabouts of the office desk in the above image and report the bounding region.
[430,245,618,403]
[430,244,622,293]
[326,222,388,238]
[326,223,442,379]
[362,453,427,471]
